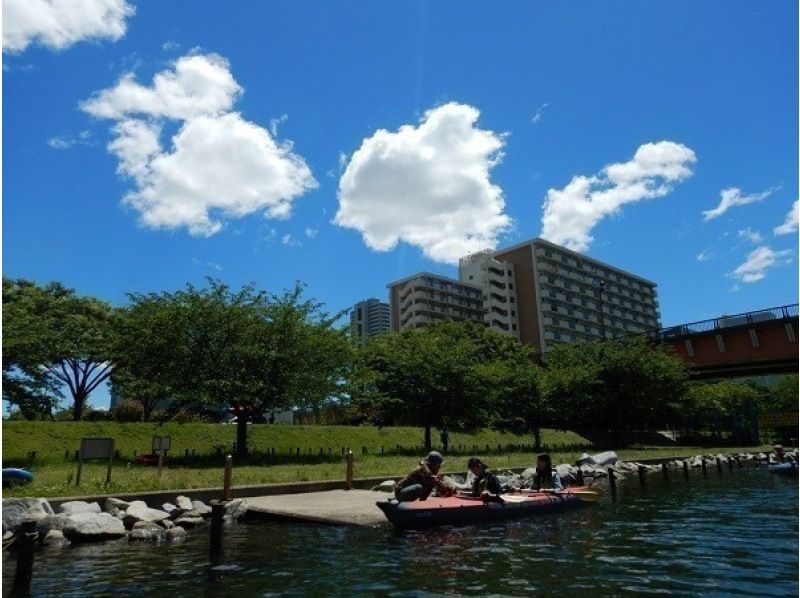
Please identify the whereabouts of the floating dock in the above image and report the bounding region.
[245,489,390,526]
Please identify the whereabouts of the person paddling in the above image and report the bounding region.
[395,451,456,502]
[466,457,503,498]
[528,453,564,492]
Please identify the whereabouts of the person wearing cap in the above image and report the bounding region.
[527,453,564,492]
[769,444,791,464]
[395,451,456,502]
[466,457,503,498]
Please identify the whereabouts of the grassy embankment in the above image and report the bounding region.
[1,422,770,498]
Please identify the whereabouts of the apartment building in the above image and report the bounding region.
[493,238,661,352]
[458,250,519,339]
[387,272,485,332]
[350,298,390,346]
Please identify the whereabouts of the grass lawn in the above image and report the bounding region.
[3,422,766,497]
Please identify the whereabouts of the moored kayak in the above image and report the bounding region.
[377,489,586,529]
[2,468,34,487]
[768,462,798,476]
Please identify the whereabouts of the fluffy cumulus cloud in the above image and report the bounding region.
[774,200,799,236]
[702,186,777,221]
[82,53,317,236]
[540,141,696,252]
[737,227,763,244]
[335,102,510,264]
[730,246,793,283]
[3,0,134,53]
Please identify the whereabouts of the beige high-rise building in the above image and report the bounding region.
[387,272,485,332]
[458,250,519,339]
[493,238,661,352]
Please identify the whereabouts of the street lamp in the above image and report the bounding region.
[594,278,606,340]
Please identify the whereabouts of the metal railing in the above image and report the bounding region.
[654,303,798,340]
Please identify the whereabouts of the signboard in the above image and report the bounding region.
[758,412,799,428]
[76,437,115,486]
[152,436,172,453]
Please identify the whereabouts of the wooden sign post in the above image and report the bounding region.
[152,436,172,477]
[76,438,115,486]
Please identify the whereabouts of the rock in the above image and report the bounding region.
[174,515,204,529]
[161,502,178,514]
[2,498,54,532]
[58,501,101,515]
[42,529,69,547]
[160,519,175,529]
[224,499,247,520]
[175,496,193,511]
[129,522,166,542]
[3,531,14,543]
[36,514,69,538]
[371,480,397,492]
[592,468,608,478]
[122,501,171,529]
[62,513,126,543]
[166,526,186,541]
[104,498,130,512]
[191,501,211,516]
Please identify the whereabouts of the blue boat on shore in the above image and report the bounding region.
[768,462,798,476]
[2,468,34,486]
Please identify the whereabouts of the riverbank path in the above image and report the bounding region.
[246,489,389,526]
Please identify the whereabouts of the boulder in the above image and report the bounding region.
[104,498,130,512]
[371,480,396,492]
[161,502,178,515]
[62,513,126,543]
[129,522,166,542]
[59,501,101,515]
[175,496,193,511]
[166,526,186,541]
[36,514,69,538]
[191,501,211,516]
[122,501,170,529]
[42,529,69,547]
[2,498,54,532]
[224,499,247,520]
[160,519,175,529]
[174,515,204,529]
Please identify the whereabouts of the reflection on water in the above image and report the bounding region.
[3,468,797,596]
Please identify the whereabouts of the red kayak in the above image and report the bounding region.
[377,489,588,529]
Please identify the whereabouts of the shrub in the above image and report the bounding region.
[84,409,110,422]
[112,400,144,423]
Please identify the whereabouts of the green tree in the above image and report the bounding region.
[769,375,799,413]
[2,278,115,420]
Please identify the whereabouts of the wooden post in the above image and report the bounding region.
[13,520,37,594]
[607,467,617,499]
[735,456,742,468]
[576,468,584,485]
[223,455,233,501]
[716,457,723,475]
[106,439,115,486]
[683,460,689,480]
[637,465,646,487]
[662,462,669,482]
[185,449,190,458]
[727,457,734,472]
[76,450,83,487]
[157,450,164,478]
[701,459,708,476]
[209,502,224,556]
[346,450,354,490]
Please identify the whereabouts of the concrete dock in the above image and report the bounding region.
[246,489,390,526]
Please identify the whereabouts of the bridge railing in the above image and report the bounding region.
[655,303,798,341]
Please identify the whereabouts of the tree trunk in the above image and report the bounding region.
[424,423,432,452]
[236,413,249,457]
[72,393,88,421]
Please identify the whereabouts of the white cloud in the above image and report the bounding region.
[270,114,288,137]
[730,245,793,283]
[3,0,134,53]
[774,200,799,235]
[696,249,713,262]
[162,40,179,52]
[335,102,510,264]
[82,53,317,236]
[531,103,548,124]
[47,129,95,149]
[281,234,301,247]
[304,227,318,239]
[540,141,696,252]
[737,227,763,244]
[702,186,777,221]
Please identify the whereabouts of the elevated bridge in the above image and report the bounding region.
[653,304,798,379]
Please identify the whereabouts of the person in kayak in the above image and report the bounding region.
[528,453,564,492]
[395,451,456,502]
[466,457,503,497]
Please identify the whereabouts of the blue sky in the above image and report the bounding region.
[3,1,798,409]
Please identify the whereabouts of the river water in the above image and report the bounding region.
[3,467,797,596]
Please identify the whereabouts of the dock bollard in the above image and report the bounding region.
[210,502,224,556]
[683,460,689,480]
[637,465,646,487]
[662,462,669,482]
[346,450,354,490]
[223,455,233,501]
[701,459,708,476]
[716,457,723,475]
[13,520,37,594]
[607,467,617,499]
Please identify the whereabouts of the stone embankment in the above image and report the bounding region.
[2,495,248,548]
